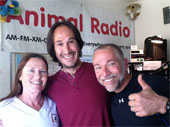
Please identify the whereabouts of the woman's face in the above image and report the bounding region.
[19,58,48,94]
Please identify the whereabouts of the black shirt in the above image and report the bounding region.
[111,74,169,126]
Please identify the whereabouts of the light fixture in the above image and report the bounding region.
[126,3,141,20]
[150,35,164,44]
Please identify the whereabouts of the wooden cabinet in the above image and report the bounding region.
[144,39,167,61]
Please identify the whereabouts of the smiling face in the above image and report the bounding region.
[53,25,80,70]
[93,47,126,92]
[19,58,48,94]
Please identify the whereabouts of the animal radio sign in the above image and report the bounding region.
[1,0,134,59]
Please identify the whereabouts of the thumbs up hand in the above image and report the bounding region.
[128,74,168,117]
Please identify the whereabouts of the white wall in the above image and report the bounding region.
[135,0,170,60]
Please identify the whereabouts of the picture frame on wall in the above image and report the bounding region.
[10,53,61,89]
[163,6,170,24]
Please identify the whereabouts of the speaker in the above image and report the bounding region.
[144,39,167,61]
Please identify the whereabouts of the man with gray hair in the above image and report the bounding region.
[93,43,169,126]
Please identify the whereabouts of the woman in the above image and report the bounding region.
[0,53,59,127]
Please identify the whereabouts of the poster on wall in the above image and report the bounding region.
[13,53,60,76]
[11,52,61,84]
[1,0,134,60]
[11,53,93,83]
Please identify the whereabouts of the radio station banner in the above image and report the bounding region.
[1,0,134,59]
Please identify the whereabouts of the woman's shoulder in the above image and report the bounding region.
[45,96,56,106]
[0,97,15,107]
